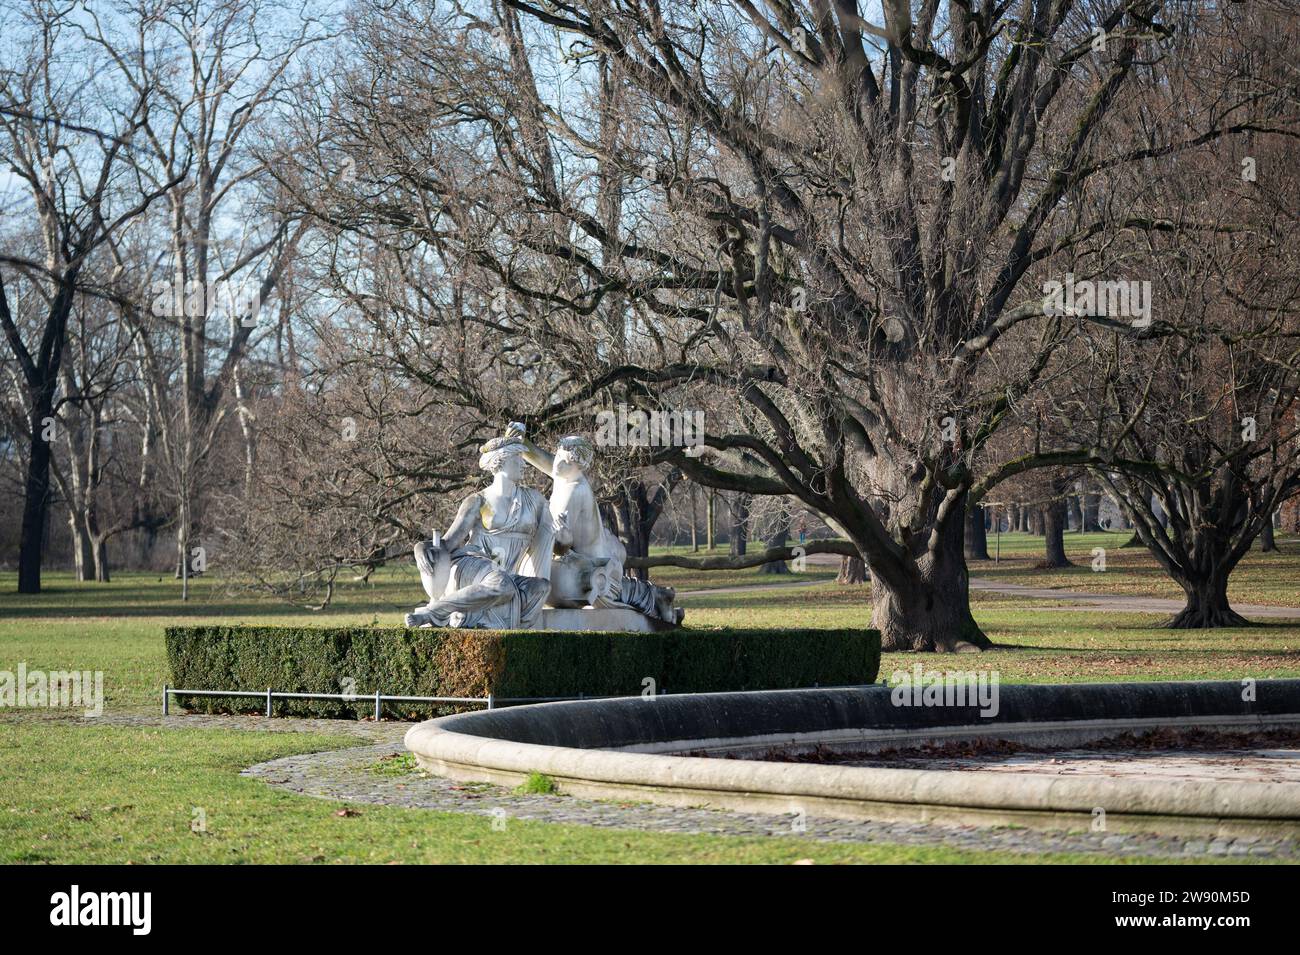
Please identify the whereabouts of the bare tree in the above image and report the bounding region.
[300,1,1300,649]
[82,0,326,596]
[0,1,177,592]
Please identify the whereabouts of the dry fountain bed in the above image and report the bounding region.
[725,728,1300,786]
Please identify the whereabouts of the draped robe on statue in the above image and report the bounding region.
[409,487,553,630]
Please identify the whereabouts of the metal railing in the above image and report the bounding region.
[161,685,681,720]
[161,682,874,720]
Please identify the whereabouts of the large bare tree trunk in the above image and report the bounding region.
[870,516,988,652]
[1168,568,1249,629]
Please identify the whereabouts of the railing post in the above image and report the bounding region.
[162,685,169,716]
[487,692,495,710]
[266,687,273,718]
[374,689,381,722]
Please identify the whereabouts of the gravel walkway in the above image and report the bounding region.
[241,738,1300,860]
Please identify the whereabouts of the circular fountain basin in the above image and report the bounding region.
[405,679,1300,836]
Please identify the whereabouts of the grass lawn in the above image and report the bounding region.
[2,544,1298,863]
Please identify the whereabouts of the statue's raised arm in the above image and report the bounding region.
[505,421,553,476]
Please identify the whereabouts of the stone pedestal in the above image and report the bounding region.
[538,607,679,633]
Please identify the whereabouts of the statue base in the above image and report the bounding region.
[536,607,680,633]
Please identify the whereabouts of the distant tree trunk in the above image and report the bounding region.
[17,391,56,593]
[760,517,790,574]
[91,535,110,582]
[1117,503,1132,530]
[1008,503,1020,533]
[1082,493,1101,531]
[729,493,751,558]
[613,472,683,581]
[836,555,866,584]
[1109,481,1255,629]
[1152,492,1169,529]
[965,504,990,560]
[1042,499,1073,568]
[615,484,653,581]
[1028,507,1043,535]
[69,513,92,582]
[689,484,699,552]
[136,523,158,569]
[1260,517,1277,552]
[705,489,716,550]
[1066,495,1082,532]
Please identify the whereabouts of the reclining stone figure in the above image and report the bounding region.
[405,435,552,629]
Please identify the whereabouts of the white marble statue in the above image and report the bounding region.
[505,422,683,626]
[405,435,553,629]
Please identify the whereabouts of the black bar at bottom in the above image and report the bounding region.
[5,863,1286,940]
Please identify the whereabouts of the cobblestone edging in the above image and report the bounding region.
[241,741,1300,860]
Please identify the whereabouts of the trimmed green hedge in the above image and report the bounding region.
[165,625,881,719]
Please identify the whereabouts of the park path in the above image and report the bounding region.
[677,573,1300,618]
[967,578,1300,618]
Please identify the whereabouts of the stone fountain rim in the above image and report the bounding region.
[405,680,1300,834]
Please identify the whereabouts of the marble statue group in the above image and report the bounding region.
[405,423,683,632]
